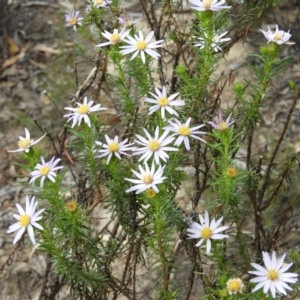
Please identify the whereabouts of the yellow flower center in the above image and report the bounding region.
[77,104,90,114]
[273,33,282,41]
[108,142,120,152]
[142,174,153,185]
[19,215,31,227]
[178,126,191,136]
[148,140,160,151]
[211,36,217,43]
[201,227,212,240]
[18,138,31,149]
[125,20,132,27]
[267,269,279,281]
[136,40,147,50]
[203,0,213,9]
[40,166,50,176]
[66,200,77,212]
[227,278,242,293]
[158,97,169,106]
[226,167,237,178]
[111,33,121,44]
[218,120,228,130]
[95,0,103,4]
[145,188,156,198]
[70,18,77,26]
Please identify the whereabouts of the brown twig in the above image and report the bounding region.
[258,88,300,206]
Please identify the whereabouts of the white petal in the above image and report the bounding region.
[263,279,271,295]
[27,224,36,244]
[13,227,26,244]
[7,222,22,233]
[206,239,211,254]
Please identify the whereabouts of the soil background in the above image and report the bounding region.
[1,0,300,299]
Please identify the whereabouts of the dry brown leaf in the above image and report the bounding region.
[1,54,24,70]
[8,37,20,56]
[1,42,30,71]
[0,199,11,211]
[29,59,47,69]
[0,65,27,79]
[33,44,62,54]
[0,81,17,89]
[98,113,121,126]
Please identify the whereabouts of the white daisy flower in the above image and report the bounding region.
[145,86,185,119]
[260,25,295,45]
[164,118,206,151]
[120,31,164,63]
[95,135,135,164]
[133,127,178,164]
[188,0,231,11]
[7,196,45,245]
[65,11,83,31]
[249,251,298,299]
[29,156,63,188]
[226,278,244,295]
[93,0,111,8]
[207,113,234,130]
[118,15,143,27]
[7,128,46,153]
[187,210,229,254]
[64,96,107,128]
[95,28,130,47]
[194,31,231,52]
[125,162,166,194]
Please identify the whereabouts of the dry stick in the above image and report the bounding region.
[132,244,139,300]
[140,0,166,86]
[271,192,300,246]
[70,67,97,103]
[103,234,133,299]
[193,142,201,207]
[253,89,300,255]
[79,52,103,98]
[176,40,188,69]
[258,88,300,206]
[185,265,195,300]
[149,1,165,85]
[98,219,113,235]
[122,107,139,142]
[121,240,134,287]
[86,193,108,216]
[209,72,229,116]
[138,0,154,31]
[44,91,63,118]
[20,1,59,8]
[38,255,53,300]
[166,240,183,283]
[170,51,181,93]
[247,155,263,255]
[246,126,254,169]
[185,247,204,300]
[108,278,134,300]
[247,155,263,207]
[34,119,60,158]
[57,127,75,165]
[0,237,24,274]
[261,155,297,211]
[224,1,272,55]
[193,145,211,207]
[74,62,79,90]
[149,0,158,31]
